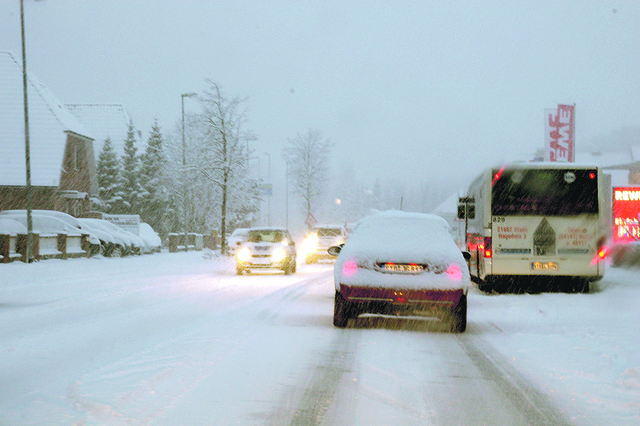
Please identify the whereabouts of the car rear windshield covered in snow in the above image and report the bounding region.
[246,230,285,243]
[491,168,599,216]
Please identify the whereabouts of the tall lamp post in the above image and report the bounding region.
[181,92,197,246]
[264,152,271,226]
[20,0,33,263]
[285,160,289,229]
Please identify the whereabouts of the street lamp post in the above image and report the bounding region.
[181,92,197,248]
[264,152,271,226]
[20,0,33,263]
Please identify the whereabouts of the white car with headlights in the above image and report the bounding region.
[328,210,471,331]
[301,224,347,264]
[236,227,297,275]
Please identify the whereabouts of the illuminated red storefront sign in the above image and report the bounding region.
[613,187,640,243]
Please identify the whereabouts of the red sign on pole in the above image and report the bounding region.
[612,187,640,243]
[545,104,575,162]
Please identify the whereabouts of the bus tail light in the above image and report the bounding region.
[591,245,609,265]
[484,237,492,258]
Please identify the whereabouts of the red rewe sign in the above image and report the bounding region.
[545,104,575,162]
[612,187,640,243]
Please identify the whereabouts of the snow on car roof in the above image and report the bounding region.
[0,218,28,234]
[1,212,84,235]
[341,211,459,264]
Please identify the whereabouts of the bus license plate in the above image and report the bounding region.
[531,261,558,271]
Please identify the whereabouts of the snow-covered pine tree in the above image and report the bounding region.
[139,119,170,239]
[120,120,143,214]
[96,137,123,213]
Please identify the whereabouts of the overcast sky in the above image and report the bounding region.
[2,0,639,209]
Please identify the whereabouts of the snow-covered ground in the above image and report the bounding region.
[1,252,638,425]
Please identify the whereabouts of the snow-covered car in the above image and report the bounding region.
[227,227,249,256]
[235,227,297,275]
[78,218,144,256]
[1,209,117,256]
[0,212,101,255]
[77,218,127,257]
[139,222,162,253]
[301,224,347,264]
[0,217,27,234]
[328,210,471,331]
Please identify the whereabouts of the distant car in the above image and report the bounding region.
[227,227,250,256]
[235,227,297,275]
[328,210,471,331]
[301,224,347,264]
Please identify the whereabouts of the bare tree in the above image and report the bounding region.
[193,79,258,253]
[282,129,333,226]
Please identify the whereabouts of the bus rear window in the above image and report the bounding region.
[491,168,599,216]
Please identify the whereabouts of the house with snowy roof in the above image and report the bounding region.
[65,103,134,160]
[0,51,98,216]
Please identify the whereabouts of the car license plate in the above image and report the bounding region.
[531,261,558,271]
[385,263,423,273]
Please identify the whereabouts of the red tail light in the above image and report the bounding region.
[446,264,462,280]
[484,236,492,258]
[343,260,358,276]
[591,246,609,265]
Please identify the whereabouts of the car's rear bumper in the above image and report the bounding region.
[340,284,463,307]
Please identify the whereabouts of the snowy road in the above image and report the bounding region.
[1,252,639,425]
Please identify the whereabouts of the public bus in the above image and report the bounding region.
[461,163,607,293]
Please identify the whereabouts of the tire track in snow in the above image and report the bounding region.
[459,321,574,426]
[267,330,360,426]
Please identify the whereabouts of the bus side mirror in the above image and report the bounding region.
[457,204,475,220]
[467,205,475,219]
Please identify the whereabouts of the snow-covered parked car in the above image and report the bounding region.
[0,211,101,256]
[328,210,471,331]
[1,209,118,256]
[77,218,128,257]
[227,227,249,256]
[139,222,162,253]
[78,218,144,256]
[301,223,347,263]
[235,227,297,275]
